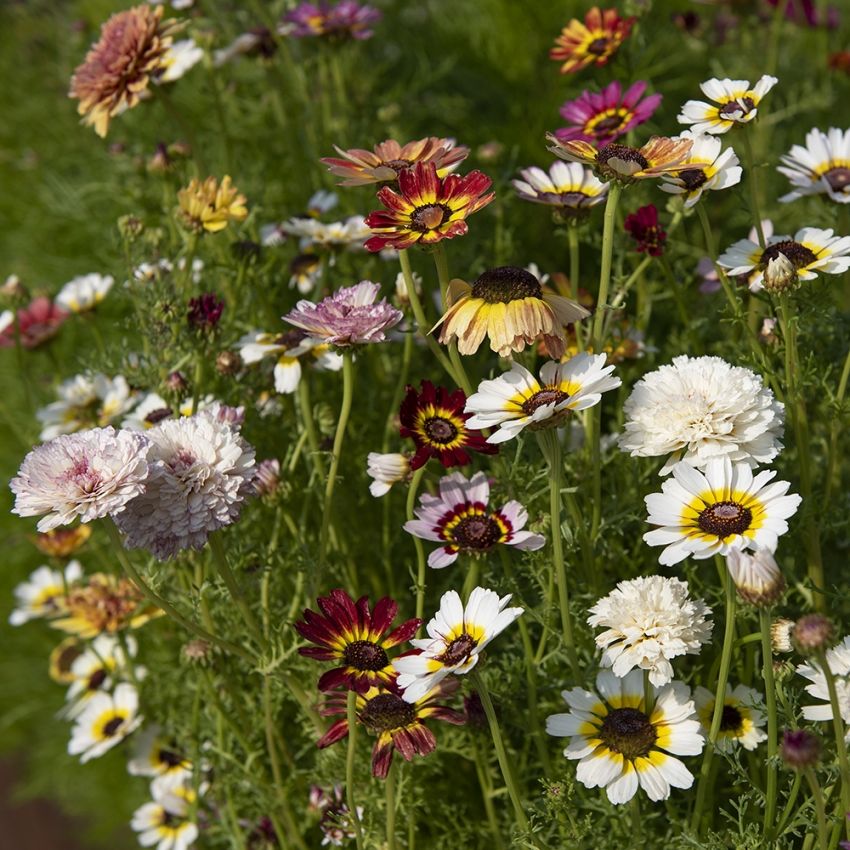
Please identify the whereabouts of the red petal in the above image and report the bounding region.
[317,719,349,749]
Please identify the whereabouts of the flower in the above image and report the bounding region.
[55,273,114,313]
[726,548,785,606]
[308,786,362,847]
[128,727,192,781]
[295,589,420,694]
[114,411,255,560]
[278,216,371,252]
[69,5,181,137]
[288,253,322,293]
[694,685,767,751]
[0,296,67,349]
[434,265,590,358]
[546,669,704,804]
[393,586,523,703]
[32,526,92,558]
[778,127,850,204]
[131,778,199,850]
[555,81,662,147]
[619,355,784,474]
[771,618,795,653]
[282,1,381,40]
[643,458,802,566]
[364,162,494,252]
[68,683,143,762]
[399,381,497,470]
[659,131,742,207]
[677,75,779,135]
[624,205,667,256]
[282,281,402,347]
[317,679,465,778]
[794,614,837,655]
[10,428,151,532]
[797,636,850,734]
[37,373,136,440]
[366,452,410,497]
[780,729,821,769]
[717,225,850,292]
[187,293,225,331]
[322,137,468,187]
[465,354,621,444]
[254,459,281,498]
[587,576,712,687]
[49,637,84,684]
[177,176,248,234]
[512,162,608,219]
[64,634,139,718]
[9,560,83,626]
[158,38,203,83]
[550,7,635,74]
[403,471,545,568]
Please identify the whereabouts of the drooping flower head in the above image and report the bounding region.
[546,669,704,805]
[366,452,411,497]
[624,205,667,256]
[283,281,403,347]
[550,7,635,74]
[9,560,83,626]
[178,176,248,234]
[726,547,785,606]
[282,1,382,40]
[393,586,523,703]
[322,137,468,187]
[465,354,621,444]
[56,273,114,313]
[68,683,143,762]
[403,471,545,568]
[587,576,712,687]
[694,684,767,752]
[0,297,68,349]
[399,381,497,470]
[555,81,662,147]
[643,458,802,566]
[308,786,362,847]
[295,589,421,694]
[435,265,590,358]
[678,75,779,135]
[778,127,850,204]
[364,162,494,252]
[512,162,608,221]
[659,131,742,208]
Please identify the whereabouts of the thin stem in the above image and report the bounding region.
[346,691,365,850]
[760,608,779,842]
[472,737,505,850]
[591,181,623,351]
[385,760,398,850]
[741,130,766,249]
[297,376,326,479]
[816,648,850,841]
[567,225,585,352]
[804,768,830,850]
[407,466,428,624]
[432,245,473,395]
[774,771,802,837]
[209,533,265,648]
[823,344,850,508]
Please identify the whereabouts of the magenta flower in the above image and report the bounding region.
[554,81,662,147]
[283,1,381,40]
[282,281,402,347]
[187,293,225,331]
[625,205,667,257]
[0,297,68,349]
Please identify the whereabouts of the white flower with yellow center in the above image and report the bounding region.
[694,684,767,752]
[677,75,778,135]
[128,726,193,782]
[282,215,371,252]
[797,636,850,737]
[366,452,410,497]
[158,38,204,84]
[512,161,608,217]
[659,132,741,208]
[68,683,142,763]
[465,353,621,445]
[131,778,199,850]
[64,634,140,718]
[55,273,114,313]
[643,458,801,566]
[546,669,704,805]
[778,127,850,205]
[9,560,83,625]
[393,587,523,704]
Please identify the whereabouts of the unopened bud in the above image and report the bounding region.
[793,613,836,655]
[1,274,27,301]
[182,639,213,664]
[762,254,799,294]
[118,215,145,242]
[726,548,785,606]
[216,350,242,375]
[771,618,795,653]
[165,370,189,393]
[255,459,281,498]
[780,728,820,770]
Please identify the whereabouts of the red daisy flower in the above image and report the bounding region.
[399,380,498,471]
[295,590,420,694]
[550,7,635,75]
[364,162,494,252]
[624,204,667,257]
[317,677,465,778]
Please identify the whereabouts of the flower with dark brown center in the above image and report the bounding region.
[760,240,818,269]
[824,167,850,192]
[599,707,658,759]
[678,168,708,191]
[439,633,478,667]
[697,500,753,538]
[550,7,635,74]
[599,143,649,171]
[470,266,544,303]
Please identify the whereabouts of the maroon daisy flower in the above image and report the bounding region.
[295,590,420,694]
[399,380,498,471]
[624,204,667,257]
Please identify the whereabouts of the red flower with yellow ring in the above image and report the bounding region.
[550,7,635,75]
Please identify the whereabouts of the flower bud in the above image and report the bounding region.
[182,639,213,664]
[793,613,836,655]
[216,349,242,375]
[165,370,189,393]
[118,214,145,242]
[254,459,281,498]
[366,452,411,497]
[762,254,799,294]
[726,548,785,606]
[1,274,28,301]
[780,728,820,770]
[771,618,795,653]
[187,293,225,332]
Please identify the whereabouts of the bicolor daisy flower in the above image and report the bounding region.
[678,75,779,135]
[393,586,523,703]
[364,162,494,252]
[434,265,590,358]
[659,131,742,208]
[64,634,139,718]
[512,162,608,220]
[68,682,143,763]
[550,7,635,74]
[9,560,83,626]
[55,273,114,313]
[465,354,621,445]
[131,778,199,850]
[295,590,421,693]
[321,137,468,187]
[317,678,465,778]
[797,636,850,736]
[694,684,767,752]
[399,381,497,470]
[403,471,545,568]
[643,458,802,566]
[717,225,850,292]
[555,81,662,148]
[546,669,704,805]
[49,637,84,684]
[778,127,850,204]
[128,727,193,782]
[282,1,381,40]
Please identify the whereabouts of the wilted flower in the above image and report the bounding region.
[37,373,136,440]
[726,548,785,606]
[771,618,795,653]
[678,75,779,135]
[282,1,382,41]
[178,175,248,233]
[55,273,114,313]
[660,131,742,207]
[624,205,667,256]
[366,452,410,497]
[512,162,608,220]
[68,683,143,762]
[778,127,850,204]
[550,7,635,74]
[0,297,67,349]
[694,684,767,751]
[9,560,83,626]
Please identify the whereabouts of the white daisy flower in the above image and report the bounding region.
[512,161,608,216]
[778,127,850,204]
[55,273,114,313]
[0,309,13,335]
[694,684,767,752]
[158,39,204,84]
[465,354,621,445]
[725,547,784,606]
[289,253,322,293]
[393,586,523,704]
[619,355,784,474]
[643,458,802,566]
[9,560,83,626]
[128,726,193,781]
[64,634,140,718]
[797,636,850,738]
[587,576,713,687]
[131,258,204,287]
[68,682,143,763]
[546,669,704,805]
[659,131,742,208]
[677,75,778,135]
[131,779,199,850]
[366,452,410,497]
[717,225,850,292]
[281,216,371,253]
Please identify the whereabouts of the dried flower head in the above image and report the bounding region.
[178,176,248,234]
[771,618,795,653]
[726,548,785,606]
[793,614,836,655]
[779,728,821,769]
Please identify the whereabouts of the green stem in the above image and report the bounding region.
[407,466,428,624]
[591,181,623,351]
[472,737,505,850]
[433,245,473,395]
[741,130,766,249]
[346,690,365,850]
[823,344,850,509]
[297,376,325,479]
[760,608,779,842]
[386,760,398,850]
[209,533,265,648]
[804,767,830,850]
[567,225,585,352]
[775,771,802,837]
[816,648,850,841]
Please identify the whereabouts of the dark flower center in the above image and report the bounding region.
[597,143,649,170]
[159,748,185,768]
[521,388,570,415]
[719,96,755,118]
[678,168,708,191]
[383,158,413,172]
[719,704,744,734]
[697,500,753,537]
[144,407,173,425]
[599,707,657,760]
[470,266,543,303]
[558,190,592,209]
[160,811,179,828]
[824,167,850,192]
[343,639,390,672]
[439,632,477,666]
[587,37,609,55]
[102,716,124,737]
[411,204,449,231]
[360,692,417,733]
[55,642,83,676]
[760,240,817,269]
[593,113,626,134]
[452,514,504,550]
[424,416,459,444]
[88,668,108,691]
